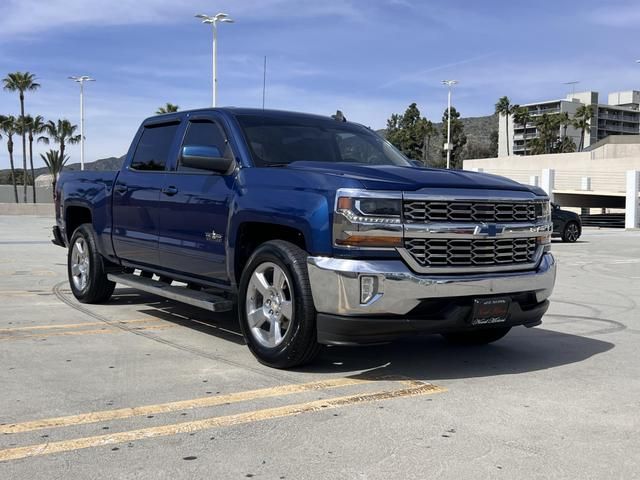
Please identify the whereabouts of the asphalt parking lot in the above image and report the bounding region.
[0,215,639,479]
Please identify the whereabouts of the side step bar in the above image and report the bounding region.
[107,273,233,313]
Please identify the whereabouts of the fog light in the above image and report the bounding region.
[360,275,378,304]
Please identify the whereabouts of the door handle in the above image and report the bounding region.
[162,186,178,196]
[114,184,128,194]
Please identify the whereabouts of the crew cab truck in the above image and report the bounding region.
[52,108,556,368]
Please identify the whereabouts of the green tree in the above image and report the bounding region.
[385,103,431,162]
[0,115,19,202]
[156,103,179,114]
[38,119,81,163]
[39,149,69,198]
[20,115,46,202]
[511,106,531,156]
[494,96,516,156]
[423,120,437,164]
[3,72,41,202]
[531,114,559,154]
[440,106,467,168]
[573,105,593,151]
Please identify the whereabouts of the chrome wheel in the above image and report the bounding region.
[245,262,294,348]
[71,238,90,291]
[565,222,579,242]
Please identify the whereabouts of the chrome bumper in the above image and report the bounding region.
[307,253,556,316]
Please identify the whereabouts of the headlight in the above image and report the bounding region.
[535,200,551,222]
[334,190,402,248]
[535,200,552,252]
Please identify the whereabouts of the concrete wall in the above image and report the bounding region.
[464,151,640,194]
[0,203,54,216]
[0,186,54,204]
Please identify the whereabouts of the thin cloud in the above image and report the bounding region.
[0,0,366,38]
[379,52,498,89]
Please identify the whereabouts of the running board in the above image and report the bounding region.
[107,273,233,313]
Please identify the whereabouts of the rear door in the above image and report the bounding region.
[111,120,180,267]
[157,114,236,285]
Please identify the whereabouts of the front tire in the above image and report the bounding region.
[238,240,320,369]
[562,221,580,243]
[442,326,511,345]
[67,224,115,304]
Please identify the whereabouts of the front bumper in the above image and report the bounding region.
[307,253,556,345]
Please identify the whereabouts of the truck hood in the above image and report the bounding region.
[285,162,540,193]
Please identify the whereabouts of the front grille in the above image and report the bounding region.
[403,200,537,223]
[404,237,538,268]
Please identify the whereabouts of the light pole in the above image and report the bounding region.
[442,80,458,169]
[195,13,235,108]
[68,75,95,171]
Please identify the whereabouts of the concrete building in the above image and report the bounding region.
[465,135,640,228]
[498,90,640,157]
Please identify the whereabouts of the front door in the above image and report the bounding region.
[157,115,236,285]
[111,121,180,267]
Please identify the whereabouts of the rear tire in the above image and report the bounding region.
[442,327,511,345]
[562,221,580,243]
[67,224,115,304]
[238,240,320,369]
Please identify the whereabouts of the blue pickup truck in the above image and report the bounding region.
[52,108,556,368]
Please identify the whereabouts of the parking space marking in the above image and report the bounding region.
[1,377,376,434]
[0,324,175,341]
[0,380,444,462]
[0,318,162,333]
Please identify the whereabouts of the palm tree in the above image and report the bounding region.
[38,119,81,162]
[21,115,46,203]
[533,114,559,154]
[495,96,516,156]
[0,115,19,203]
[3,72,41,203]
[512,106,531,156]
[557,112,570,139]
[573,105,593,151]
[156,103,179,114]
[39,150,69,198]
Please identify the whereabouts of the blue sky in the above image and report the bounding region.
[1,0,640,170]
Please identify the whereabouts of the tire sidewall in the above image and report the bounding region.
[563,221,580,242]
[67,224,108,302]
[238,242,316,367]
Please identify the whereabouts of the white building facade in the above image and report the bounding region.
[498,90,640,157]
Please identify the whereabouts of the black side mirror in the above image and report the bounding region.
[181,145,234,173]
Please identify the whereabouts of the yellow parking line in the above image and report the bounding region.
[0,318,159,333]
[1,377,373,435]
[0,324,174,341]
[0,382,444,462]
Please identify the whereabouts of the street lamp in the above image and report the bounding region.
[195,12,235,108]
[441,80,458,169]
[68,75,95,171]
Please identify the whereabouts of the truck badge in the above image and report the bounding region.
[474,224,505,237]
[205,230,223,242]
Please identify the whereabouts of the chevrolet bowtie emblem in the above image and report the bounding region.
[474,224,505,237]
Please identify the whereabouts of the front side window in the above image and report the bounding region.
[179,120,229,170]
[130,122,179,171]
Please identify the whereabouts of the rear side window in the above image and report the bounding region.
[130,122,179,171]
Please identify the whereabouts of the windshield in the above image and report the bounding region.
[235,114,412,167]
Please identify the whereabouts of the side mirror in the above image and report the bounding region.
[181,145,234,173]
